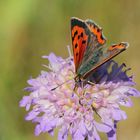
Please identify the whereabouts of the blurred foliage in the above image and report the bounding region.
[0,0,140,140]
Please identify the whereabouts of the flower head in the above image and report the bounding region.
[20,48,140,140]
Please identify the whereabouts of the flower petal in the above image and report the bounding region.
[107,129,116,140]
[94,122,112,133]
[88,126,100,140]
[19,52,140,140]
[58,125,68,140]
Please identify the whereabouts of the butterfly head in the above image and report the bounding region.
[74,74,83,82]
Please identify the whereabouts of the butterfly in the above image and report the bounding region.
[71,17,128,87]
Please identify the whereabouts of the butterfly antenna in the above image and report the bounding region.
[50,78,74,91]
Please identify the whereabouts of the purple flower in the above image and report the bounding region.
[20,47,140,140]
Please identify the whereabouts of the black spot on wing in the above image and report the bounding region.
[75,43,78,48]
[81,32,83,37]
[82,40,86,44]
[74,30,78,37]
[100,35,104,40]
[78,32,84,40]
[97,28,100,32]
[112,45,116,48]
[72,36,74,41]
[78,35,80,39]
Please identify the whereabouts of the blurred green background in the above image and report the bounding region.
[0,0,140,140]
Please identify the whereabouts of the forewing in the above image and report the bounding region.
[71,17,90,72]
[77,19,106,76]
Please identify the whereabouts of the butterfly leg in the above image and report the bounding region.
[73,84,78,92]
[87,80,95,86]
[81,80,85,89]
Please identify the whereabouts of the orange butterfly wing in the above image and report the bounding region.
[71,18,90,72]
[86,19,106,45]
